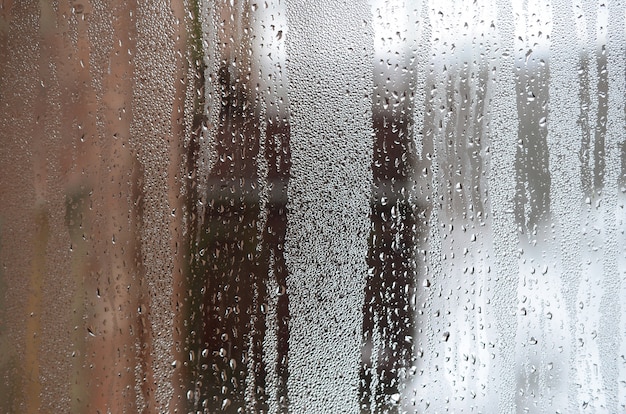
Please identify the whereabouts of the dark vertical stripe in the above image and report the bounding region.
[514,48,551,234]
[620,141,626,192]
[360,20,418,411]
[593,44,608,192]
[578,50,593,196]
[183,0,207,410]
[579,42,609,197]
[469,61,491,217]
[185,31,269,414]
[263,119,291,412]
[202,64,263,412]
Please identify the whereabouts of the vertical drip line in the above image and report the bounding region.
[200,0,221,189]
[569,0,606,409]
[241,5,270,412]
[194,0,268,410]
[471,3,502,408]
[249,95,269,414]
[513,0,551,236]
[262,115,292,413]
[251,4,292,411]
[488,0,519,411]
[593,11,609,194]
[361,1,418,412]
[617,5,626,408]
[445,2,495,407]
[599,1,626,411]
[430,1,470,406]
[548,0,582,411]
[414,0,454,405]
[512,1,563,411]
[575,0,597,199]
[184,1,291,412]
[180,0,210,411]
[571,3,596,409]
[408,1,437,410]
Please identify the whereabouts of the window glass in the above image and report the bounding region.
[0,0,624,412]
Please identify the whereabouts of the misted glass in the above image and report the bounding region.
[0,0,624,413]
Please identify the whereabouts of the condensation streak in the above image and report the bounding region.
[549,1,582,411]
[488,0,520,411]
[361,2,417,412]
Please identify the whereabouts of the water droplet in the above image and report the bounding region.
[539,116,547,127]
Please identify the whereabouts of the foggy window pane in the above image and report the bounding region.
[0,1,624,413]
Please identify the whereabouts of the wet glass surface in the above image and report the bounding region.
[0,1,625,412]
